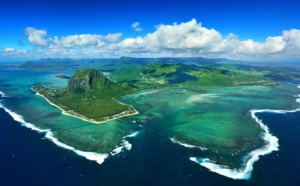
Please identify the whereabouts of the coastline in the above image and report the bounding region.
[33,88,139,124]
[0,89,138,165]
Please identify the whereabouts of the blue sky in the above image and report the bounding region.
[1,0,300,61]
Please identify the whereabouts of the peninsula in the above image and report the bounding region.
[33,69,138,123]
[33,63,278,123]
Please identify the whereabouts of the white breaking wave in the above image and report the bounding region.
[0,91,4,97]
[110,140,132,156]
[0,91,9,98]
[189,109,280,180]
[189,85,300,180]
[125,131,140,138]
[170,137,207,150]
[0,91,141,164]
[0,103,49,133]
[0,103,109,165]
[45,132,108,164]
[110,131,140,156]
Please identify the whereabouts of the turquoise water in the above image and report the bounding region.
[1,69,300,182]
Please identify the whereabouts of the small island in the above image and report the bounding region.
[55,74,71,79]
[33,63,279,123]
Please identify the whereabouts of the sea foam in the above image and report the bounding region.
[0,103,109,165]
[45,132,108,164]
[0,103,48,133]
[0,91,4,97]
[1,90,139,164]
[0,91,9,98]
[189,110,280,180]
[110,131,140,156]
[189,85,300,180]
[170,137,207,150]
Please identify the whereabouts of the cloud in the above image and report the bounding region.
[102,33,122,42]
[114,19,300,60]
[131,22,143,32]
[25,27,48,47]
[282,29,300,55]
[49,33,122,48]
[116,19,224,55]
[59,34,104,48]
[4,19,300,61]
[117,19,221,54]
[147,19,222,50]
[24,26,122,49]
[4,48,16,52]
[0,48,27,58]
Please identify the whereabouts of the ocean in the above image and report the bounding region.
[1,69,300,185]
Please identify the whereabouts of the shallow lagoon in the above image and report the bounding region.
[1,69,300,181]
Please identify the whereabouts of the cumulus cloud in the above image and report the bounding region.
[24,27,122,49]
[49,33,122,48]
[4,48,16,52]
[0,48,27,58]
[131,22,143,32]
[25,27,49,46]
[148,19,222,50]
[117,19,223,54]
[4,19,300,60]
[102,33,122,42]
[114,19,300,59]
[282,29,300,55]
[59,34,104,48]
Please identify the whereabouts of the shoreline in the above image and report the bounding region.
[0,101,109,165]
[33,88,139,124]
[1,89,137,165]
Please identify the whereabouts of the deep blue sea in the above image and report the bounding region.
[1,104,300,185]
[1,69,300,185]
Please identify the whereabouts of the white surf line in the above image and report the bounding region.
[0,91,9,98]
[190,84,300,180]
[170,137,207,150]
[0,103,109,164]
[110,131,140,156]
[190,110,279,180]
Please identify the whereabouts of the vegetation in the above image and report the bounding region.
[33,61,281,123]
[112,63,278,88]
[33,69,138,123]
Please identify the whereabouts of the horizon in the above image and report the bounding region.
[2,56,299,66]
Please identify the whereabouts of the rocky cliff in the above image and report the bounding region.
[67,69,110,91]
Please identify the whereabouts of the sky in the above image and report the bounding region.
[1,0,300,62]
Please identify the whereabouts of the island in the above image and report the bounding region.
[55,74,71,79]
[33,63,279,123]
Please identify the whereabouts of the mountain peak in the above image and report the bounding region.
[67,69,110,92]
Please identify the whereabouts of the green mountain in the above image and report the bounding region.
[67,69,110,92]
